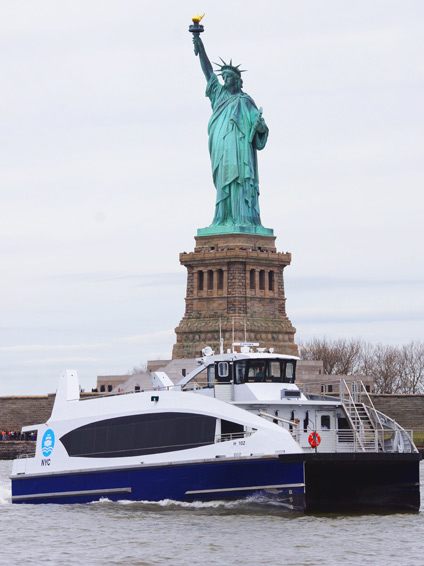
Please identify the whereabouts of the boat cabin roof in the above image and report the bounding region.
[178,352,299,387]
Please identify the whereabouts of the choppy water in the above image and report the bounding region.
[1,460,424,566]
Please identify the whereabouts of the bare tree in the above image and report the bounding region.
[300,338,424,395]
[360,344,401,394]
[398,342,424,394]
[300,338,363,375]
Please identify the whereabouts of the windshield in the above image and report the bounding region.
[234,359,295,384]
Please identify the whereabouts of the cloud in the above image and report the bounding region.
[117,329,174,345]
[46,271,185,287]
[0,343,108,353]
[0,1,423,394]
[294,309,424,325]
[20,357,102,366]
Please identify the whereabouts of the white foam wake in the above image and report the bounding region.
[0,483,11,505]
[91,494,295,510]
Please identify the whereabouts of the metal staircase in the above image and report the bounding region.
[340,380,384,452]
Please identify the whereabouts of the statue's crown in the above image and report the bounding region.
[214,58,246,77]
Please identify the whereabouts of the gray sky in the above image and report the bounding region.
[1,1,423,395]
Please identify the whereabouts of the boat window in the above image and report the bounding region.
[234,361,247,384]
[221,419,244,436]
[269,361,281,382]
[303,411,309,433]
[247,362,267,382]
[60,412,216,458]
[285,362,294,382]
[337,417,349,430]
[337,417,351,443]
[217,362,229,380]
[234,359,296,384]
[321,415,331,430]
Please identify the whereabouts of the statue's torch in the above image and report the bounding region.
[189,14,205,55]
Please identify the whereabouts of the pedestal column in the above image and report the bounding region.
[172,233,298,358]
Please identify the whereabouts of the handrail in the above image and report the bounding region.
[370,407,418,453]
[339,379,367,451]
[258,411,299,427]
[357,380,385,436]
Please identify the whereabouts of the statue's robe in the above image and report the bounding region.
[206,74,268,227]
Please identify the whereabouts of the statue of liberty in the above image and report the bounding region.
[191,19,272,236]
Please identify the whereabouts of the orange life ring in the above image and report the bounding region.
[308,431,321,448]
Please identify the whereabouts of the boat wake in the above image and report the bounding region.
[89,494,299,514]
[0,485,11,505]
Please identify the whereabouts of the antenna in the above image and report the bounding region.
[244,318,247,342]
[219,318,224,354]
[232,317,235,352]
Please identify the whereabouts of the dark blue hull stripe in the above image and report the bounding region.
[12,457,305,505]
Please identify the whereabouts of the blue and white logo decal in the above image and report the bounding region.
[41,429,55,457]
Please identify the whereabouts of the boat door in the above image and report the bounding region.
[314,411,336,452]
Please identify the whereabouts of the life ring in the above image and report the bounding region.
[308,431,321,448]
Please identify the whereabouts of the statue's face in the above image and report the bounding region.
[222,71,240,93]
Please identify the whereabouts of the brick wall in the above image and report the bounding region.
[0,395,55,430]
[371,394,424,431]
[0,441,36,460]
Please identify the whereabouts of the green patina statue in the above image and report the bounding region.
[190,19,273,236]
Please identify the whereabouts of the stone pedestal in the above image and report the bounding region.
[172,233,298,358]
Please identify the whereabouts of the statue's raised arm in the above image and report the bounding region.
[188,17,272,236]
[193,34,213,82]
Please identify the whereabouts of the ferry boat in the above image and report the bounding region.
[11,347,420,511]
[176,346,421,512]
[11,369,305,507]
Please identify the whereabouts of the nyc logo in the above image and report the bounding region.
[41,429,55,457]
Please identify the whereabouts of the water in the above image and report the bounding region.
[1,460,424,566]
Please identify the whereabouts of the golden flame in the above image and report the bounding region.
[192,13,205,24]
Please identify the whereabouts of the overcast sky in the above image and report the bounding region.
[1,1,423,395]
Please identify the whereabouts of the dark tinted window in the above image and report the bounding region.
[337,417,349,430]
[60,412,216,458]
[321,415,331,429]
[221,420,244,435]
[234,359,296,384]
